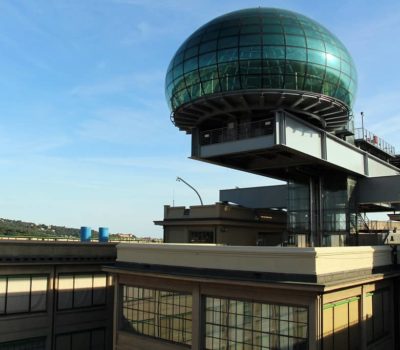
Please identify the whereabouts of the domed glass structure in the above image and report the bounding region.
[165,8,357,131]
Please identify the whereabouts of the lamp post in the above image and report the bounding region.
[176,177,204,206]
[361,111,365,138]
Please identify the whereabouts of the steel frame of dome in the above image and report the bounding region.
[171,89,350,133]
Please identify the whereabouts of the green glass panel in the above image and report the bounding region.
[262,24,283,33]
[303,28,321,39]
[286,61,306,75]
[183,57,198,73]
[284,26,303,35]
[199,40,217,54]
[218,48,238,62]
[185,70,201,85]
[322,81,337,96]
[240,34,262,46]
[326,53,341,70]
[188,83,202,99]
[173,51,184,65]
[218,36,238,49]
[306,38,325,51]
[263,60,285,75]
[199,52,217,67]
[304,77,323,93]
[165,70,173,86]
[263,34,284,45]
[307,49,326,65]
[325,67,340,84]
[173,75,186,91]
[341,61,351,76]
[307,63,325,79]
[263,46,285,59]
[239,46,262,59]
[286,47,306,61]
[285,35,306,47]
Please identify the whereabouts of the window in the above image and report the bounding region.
[0,337,45,350]
[205,297,308,349]
[0,275,47,315]
[190,231,214,243]
[121,286,192,346]
[323,296,361,350]
[57,273,107,310]
[55,328,105,350]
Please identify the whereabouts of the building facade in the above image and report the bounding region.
[0,241,116,350]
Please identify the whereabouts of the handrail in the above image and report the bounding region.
[355,128,395,156]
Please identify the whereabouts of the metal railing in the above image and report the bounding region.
[200,118,274,146]
[355,128,395,156]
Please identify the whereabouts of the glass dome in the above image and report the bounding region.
[165,8,357,115]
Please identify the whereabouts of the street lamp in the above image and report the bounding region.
[361,111,365,137]
[176,177,204,206]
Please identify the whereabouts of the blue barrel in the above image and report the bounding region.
[80,226,91,242]
[99,227,109,242]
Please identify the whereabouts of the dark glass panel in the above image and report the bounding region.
[199,65,219,81]
[285,74,305,90]
[184,46,198,59]
[241,74,262,89]
[240,24,261,34]
[173,51,184,66]
[263,74,284,89]
[184,57,198,73]
[240,60,262,75]
[307,49,326,65]
[218,36,238,49]
[239,46,262,59]
[220,75,241,91]
[201,30,219,41]
[263,46,285,59]
[202,79,221,94]
[218,61,240,76]
[199,40,217,54]
[240,34,262,46]
[285,35,306,47]
[199,52,217,67]
[188,83,202,99]
[219,26,240,37]
[263,60,285,75]
[286,47,306,61]
[218,48,238,62]
[263,34,284,45]
[172,75,186,92]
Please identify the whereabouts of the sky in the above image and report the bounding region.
[0,0,399,237]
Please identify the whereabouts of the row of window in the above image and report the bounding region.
[121,286,309,349]
[0,273,107,316]
[0,328,106,350]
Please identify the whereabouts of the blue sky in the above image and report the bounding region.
[0,0,399,236]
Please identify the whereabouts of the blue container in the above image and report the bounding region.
[80,226,91,242]
[99,227,109,243]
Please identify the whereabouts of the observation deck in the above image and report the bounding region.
[354,128,395,160]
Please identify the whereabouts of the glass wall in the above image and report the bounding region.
[205,297,308,349]
[287,180,310,239]
[121,286,192,346]
[55,328,105,350]
[0,275,47,315]
[57,273,107,310]
[0,337,45,350]
[166,8,357,112]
